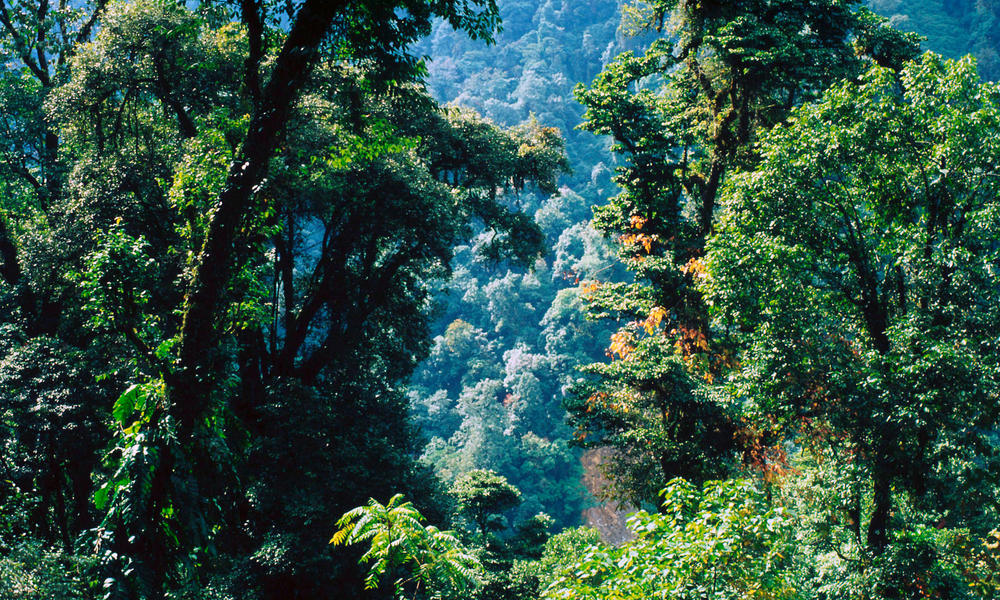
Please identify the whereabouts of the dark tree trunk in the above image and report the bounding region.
[43,131,60,209]
[700,159,724,237]
[133,2,346,595]
[867,454,892,554]
[0,217,21,286]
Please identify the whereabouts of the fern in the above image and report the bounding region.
[331,494,482,598]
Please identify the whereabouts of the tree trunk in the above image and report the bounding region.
[867,455,892,554]
[699,159,724,237]
[136,1,345,594]
[0,216,21,286]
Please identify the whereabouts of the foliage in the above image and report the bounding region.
[0,540,98,599]
[485,524,603,600]
[417,0,624,193]
[534,526,603,587]
[781,451,1000,599]
[544,478,798,600]
[450,469,523,536]
[0,0,569,596]
[3,0,1000,597]
[408,0,628,529]
[872,0,1000,80]
[566,0,914,506]
[333,494,481,599]
[705,52,1000,591]
[566,334,736,506]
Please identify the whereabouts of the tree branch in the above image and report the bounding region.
[35,0,50,77]
[295,247,413,382]
[240,0,264,107]
[0,0,49,85]
[74,0,106,46]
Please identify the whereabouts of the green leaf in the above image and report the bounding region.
[94,485,110,511]
[112,384,142,425]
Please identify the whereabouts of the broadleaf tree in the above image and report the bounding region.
[0,0,572,595]
[704,53,1000,595]
[566,0,922,506]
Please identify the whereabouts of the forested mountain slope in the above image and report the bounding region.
[876,0,1000,78]
[401,0,1000,597]
[407,0,628,529]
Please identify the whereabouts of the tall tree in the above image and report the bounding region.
[0,0,114,557]
[566,0,922,504]
[78,1,507,594]
[705,53,1000,591]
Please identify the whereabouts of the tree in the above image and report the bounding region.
[0,0,575,594]
[567,0,922,505]
[565,344,736,506]
[450,469,523,538]
[478,525,602,600]
[166,0,505,441]
[0,0,113,563]
[704,53,1000,592]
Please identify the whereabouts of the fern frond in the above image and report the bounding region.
[330,527,351,546]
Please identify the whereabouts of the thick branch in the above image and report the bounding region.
[154,59,197,139]
[171,0,344,430]
[35,0,50,76]
[276,216,295,335]
[296,249,412,382]
[161,95,197,139]
[274,211,367,374]
[74,0,106,46]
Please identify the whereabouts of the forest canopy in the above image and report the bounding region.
[0,0,999,599]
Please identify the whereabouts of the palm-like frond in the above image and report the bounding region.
[331,493,483,597]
